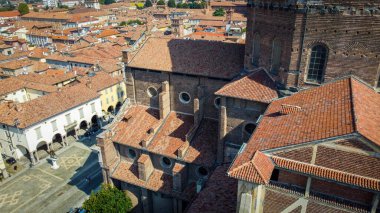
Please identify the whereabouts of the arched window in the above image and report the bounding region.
[270,39,281,75]
[307,45,328,83]
[252,33,261,67]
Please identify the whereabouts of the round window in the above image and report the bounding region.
[197,166,208,177]
[244,123,256,135]
[214,97,221,108]
[179,92,191,104]
[147,87,158,98]
[161,156,172,168]
[127,149,137,159]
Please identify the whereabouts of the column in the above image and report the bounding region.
[34,151,39,163]
[217,97,227,164]
[30,151,36,165]
[2,169,9,178]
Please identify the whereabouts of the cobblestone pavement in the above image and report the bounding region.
[0,142,102,213]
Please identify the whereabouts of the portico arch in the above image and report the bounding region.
[115,102,122,113]
[107,105,114,114]
[36,141,49,161]
[80,120,88,130]
[15,145,33,163]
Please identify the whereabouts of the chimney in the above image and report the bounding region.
[159,81,170,119]
[137,154,154,181]
[172,162,187,192]
[280,104,302,115]
[122,49,131,65]
[86,79,92,89]
[15,103,22,112]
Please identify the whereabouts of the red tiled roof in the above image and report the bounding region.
[112,105,162,149]
[228,76,380,183]
[183,119,218,167]
[148,112,193,159]
[0,84,99,128]
[216,69,278,103]
[351,78,380,146]
[96,29,120,38]
[128,37,245,79]
[78,71,123,92]
[0,77,56,96]
[111,160,195,201]
[272,156,380,191]
[0,11,20,17]
[187,165,237,213]
[228,151,274,184]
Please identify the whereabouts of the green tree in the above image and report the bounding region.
[119,21,127,26]
[167,0,175,8]
[144,0,152,7]
[18,3,29,15]
[104,0,115,5]
[83,184,132,213]
[157,0,165,5]
[98,0,105,4]
[213,8,225,16]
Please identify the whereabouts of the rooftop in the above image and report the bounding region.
[0,84,99,128]
[0,77,56,96]
[187,165,237,213]
[128,37,245,79]
[216,69,278,103]
[228,76,380,184]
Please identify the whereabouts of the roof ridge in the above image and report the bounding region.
[251,151,268,183]
[272,155,380,182]
[348,77,358,133]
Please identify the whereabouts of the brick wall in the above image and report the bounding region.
[245,4,380,88]
[128,69,228,119]
[225,98,267,144]
[277,170,308,189]
[310,179,374,205]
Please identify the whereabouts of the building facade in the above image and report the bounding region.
[0,84,102,164]
[244,0,380,91]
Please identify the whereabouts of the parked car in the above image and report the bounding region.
[164,30,172,35]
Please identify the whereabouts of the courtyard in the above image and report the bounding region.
[0,142,102,213]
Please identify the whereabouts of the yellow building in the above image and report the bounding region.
[79,71,127,115]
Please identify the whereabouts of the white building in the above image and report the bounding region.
[0,84,102,165]
[43,0,59,8]
[84,0,100,10]
[0,77,57,103]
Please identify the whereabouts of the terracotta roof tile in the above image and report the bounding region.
[183,119,218,167]
[228,76,380,184]
[78,71,123,92]
[112,105,162,149]
[128,37,245,79]
[187,165,237,213]
[216,69,278,103]
[0,77,56,96]
[272,156,380,191]
[0,58,33,70]
[0,84,99,128]
[111,160,195,201]
[148,112,193,159]
[351,78,380,146]
[228,151,274,184]
[18,70,77,86]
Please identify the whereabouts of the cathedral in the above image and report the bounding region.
[98,1,380,212]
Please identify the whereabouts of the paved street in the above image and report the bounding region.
[0,141,102,213]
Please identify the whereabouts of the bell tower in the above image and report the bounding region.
[245,0,380,90]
